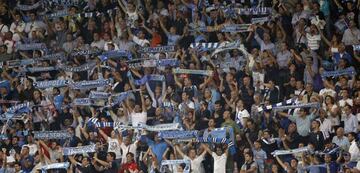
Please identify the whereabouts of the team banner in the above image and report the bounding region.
[321,67,356,78]
[272,147,310,156]
[161,160,191,173]
[237,7,272,15]
[172,68,213,76]
[34,130,71,139]
[139,46,175,53]
[40,162,70,173]
[60,61,96,72]
[62,144,96,156]
[33,80,70,89]
[69,79,111,90]
[16,43,47,50]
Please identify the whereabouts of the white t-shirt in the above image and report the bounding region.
[306,33,321,50]
[212,152,227,173]
[108,137,122,159]
[319,88,336,98]
[184,155,205,173]
[130,111,147,127]
[236,108,250,127]
[120,143,137,164]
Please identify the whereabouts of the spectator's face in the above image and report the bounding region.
[336,128,344,137]
[215,147,222,156]
[223,111,230,119]
[181,92,188,101]
[347,134,354,141]
[214,104,221,111]
[81,157,89,166]
[288,123,296,133]
[134,105,141,113]
[189,149,196,158]
[14,164,21,171]
[343,106,352,115]
[244,153,252,162]
[290,159,297,167]
[208,119,215,127]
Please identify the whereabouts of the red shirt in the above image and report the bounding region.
[118,161,138,173]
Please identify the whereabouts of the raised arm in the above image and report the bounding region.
[275,156,288,170]
[175,145,186,158]
[140,90,146,112]
[159,18,169,35]
[98,129,110,142]
[201,143,212,154]
[117,0,127,14]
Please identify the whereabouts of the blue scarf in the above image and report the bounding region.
[16,43,46,50]
[34,130,71,139]
[321,67,356,78]
[69,79,111,90]
[237,7,272,15]
[172,68,213,76]
[63,144,96,156]
[33,80,69,89]
[139,46,175,53]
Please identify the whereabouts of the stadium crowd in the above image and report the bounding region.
[0,0,360,173]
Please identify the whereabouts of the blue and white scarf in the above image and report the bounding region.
[272,102,320,111]
[7,59,35,67]
[70,49,102,57]
[99,50,132,61]
[251,16,271,24]
[33,80,70,89]
[321,67,356,78]
[128,59,180,68]
[69,79,111,90]
[16,43,46,50]
[161,160,191,173]
[63,144,96,156]
[211,40,242,57]
[72,98,94,106]
[0,102,30,120]
[158,130,198,139]
[16,1,42,11]
[89,91,111,99]
[172,68,213,76]
[272,147,309,156]
[60,61,96,72]
[257,98,295,112]
[237,7,272,15]
[190,42,220,50]
[41,162,70,173]
[34,130,71,139]
[139,46,175,54]
[134,75,165,86]
[25,66,58,73]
